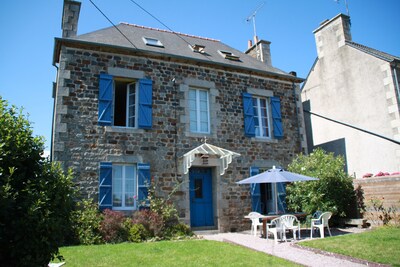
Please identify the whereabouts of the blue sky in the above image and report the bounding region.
[1,0,399,153]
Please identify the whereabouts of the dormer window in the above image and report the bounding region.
[218,50,240,61]
[189,44,206,54]
[142,37,164,48]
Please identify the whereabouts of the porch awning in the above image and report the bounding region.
[183,142,240,175]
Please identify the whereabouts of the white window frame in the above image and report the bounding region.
[189,87,210,134]
[112,164,137,211]
[126,82,137,128]
[253,96,271,139]
[113,80,138,128]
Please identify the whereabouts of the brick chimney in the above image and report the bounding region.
[245,37,272,67]
[312,13,352,58]
[62,0,81,38]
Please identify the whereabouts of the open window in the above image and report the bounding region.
[142,37,164,48]
[189,44,206,54]
[218,50,240,61]
[98,74,153,129]
[114,80,137,127]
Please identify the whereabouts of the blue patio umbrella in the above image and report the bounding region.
[237,166,318,212]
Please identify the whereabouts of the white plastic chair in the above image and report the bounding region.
[266,217,285,243]
[280,214,301,241]
[310,212,332,239]
[248,212,263,237]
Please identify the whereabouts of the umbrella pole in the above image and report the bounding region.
[274,183,278,213]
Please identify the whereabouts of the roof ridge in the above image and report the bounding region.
[346,40,400,61]
[120,22,220,42]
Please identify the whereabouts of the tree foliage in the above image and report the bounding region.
[0,98,75,266]
[286,148,356,217]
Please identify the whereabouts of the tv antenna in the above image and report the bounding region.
[246,1,265,60]
[335,0,350,17]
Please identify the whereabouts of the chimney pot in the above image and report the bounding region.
[253,35,259,44]
[248,40,253,49]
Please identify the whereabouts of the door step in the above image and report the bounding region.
[193,229,220,236]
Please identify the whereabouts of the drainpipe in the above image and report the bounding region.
[392,62,400,109]
[50,63,59,162]
[290,71,302,153]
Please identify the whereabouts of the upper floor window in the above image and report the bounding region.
[253,96,271,138]
[243,93,283,139]
[189,87,210,133]
[98,74,153,129]
[142,37,164,48]
[218,50,240,61]
[114,80,137,127]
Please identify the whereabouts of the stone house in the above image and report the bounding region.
[52,0,306,232]
[302,14,400,178]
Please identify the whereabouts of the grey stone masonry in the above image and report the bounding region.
[53,41,304,232]
[62,0,81,38]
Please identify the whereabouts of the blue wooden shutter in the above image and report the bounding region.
[138,163,151,206]
[243,93,255,137]
[277,183,287,213]
[250,167,261,213]
[99,162,112,210]
[138,79,153,129]
[271,96,283,139]
[98,74,113,126]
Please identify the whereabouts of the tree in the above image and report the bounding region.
[0,98,75,266]
[286,148,356,217]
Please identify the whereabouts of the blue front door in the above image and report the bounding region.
[190,167,214,227]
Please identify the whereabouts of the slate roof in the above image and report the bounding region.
[55,23,302,81]
[346,41,400,62]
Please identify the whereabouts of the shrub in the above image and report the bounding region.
[366,198,400,227]
[128,223,149,242]
[70,199,103,245]
[286,148,356,218]
[100,209,129,243]
[0,98,75,266]
[163,223,194,239]
[132,209,164,238]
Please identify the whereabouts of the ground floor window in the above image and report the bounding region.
[112,164,137,210]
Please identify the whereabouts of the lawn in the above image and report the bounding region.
[53,239,299,266]
[299,227,400,266]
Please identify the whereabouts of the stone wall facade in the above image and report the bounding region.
[53,43,305,232]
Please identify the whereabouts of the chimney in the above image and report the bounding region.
[245,38,273,67]
[313,14,352,58]
[62,0,81,38]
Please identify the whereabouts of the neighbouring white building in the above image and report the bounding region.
[302,14,400,178]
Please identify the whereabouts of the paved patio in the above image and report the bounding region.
[198,227,385,267]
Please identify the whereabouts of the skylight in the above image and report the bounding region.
[189,44,206,54]
[142,37,164,48]
[218,50,240,61]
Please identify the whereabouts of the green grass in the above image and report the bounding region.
[53,239,299,266]
[299,227,400,266]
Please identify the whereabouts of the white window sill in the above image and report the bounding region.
[105,126,145,134]
[251,137,278,143]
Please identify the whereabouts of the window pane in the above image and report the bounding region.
[200,122,209,132]
[194,179,203,198]
[125,166,135,207]
[113,166,123,207]
[127,84,136,127]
